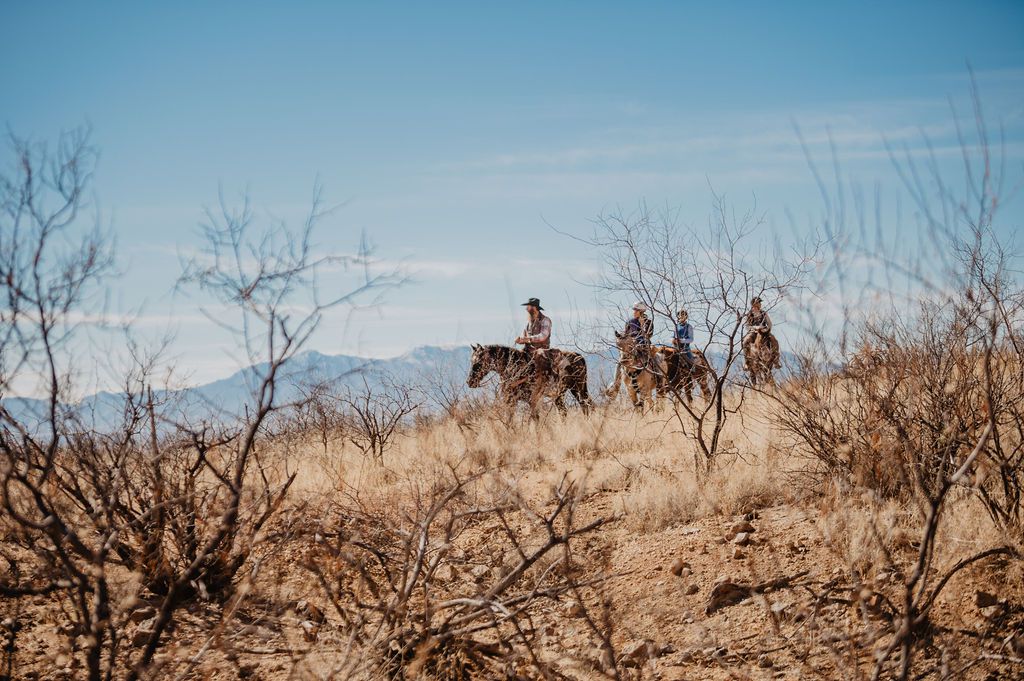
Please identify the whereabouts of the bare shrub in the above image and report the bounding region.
[0,130,399,679]
[771,78,1024,679]
[303,471,621,679]
[338,374,420,462]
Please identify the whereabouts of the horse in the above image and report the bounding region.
[605,332,666,411]
[466,344,592,418]
[657,346,714,404]
[744,331,779,387]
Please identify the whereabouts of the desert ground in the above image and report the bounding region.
[4,387,1020,680]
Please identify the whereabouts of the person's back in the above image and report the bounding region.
[674,310,695,365]
[743,297,781,369]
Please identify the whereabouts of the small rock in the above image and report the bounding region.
[732,547,746,560]
[730,520,755,534]
[470,564,491,582]
[975,591,998,608]
[706,581,752,614]
[770,601,790,619]
[670,558,691,576]
[685,584,699,596]
[621,639,654,665]
[131,621,155,648]
[733,532,751,546]
[129,606,157,624]
[757,653,774,668]
[980,604,1002,620]
[565,600,585,617]
[297,600,326,624]
[299,620,319,642]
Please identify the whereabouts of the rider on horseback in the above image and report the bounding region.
[673,309,695,367]
[743,297,782,369]
[625,302,654,343]
[515,297,551,355]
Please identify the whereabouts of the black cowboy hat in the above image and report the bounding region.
[521,297,543,310]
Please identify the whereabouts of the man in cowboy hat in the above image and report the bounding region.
[515,297,551,355]
[743,296,782,368]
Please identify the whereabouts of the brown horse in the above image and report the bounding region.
[657,346,714,404]
[744,331,778,387]
[605,332,666,411]
[466,344,592,417]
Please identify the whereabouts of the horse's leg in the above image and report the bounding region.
[628,373,642,410]
[699,370,712,400]
[554,392,567,415]
[605,364,622,398]
[571,380,592,415]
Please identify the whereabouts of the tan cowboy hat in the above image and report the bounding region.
[632,301,648,312]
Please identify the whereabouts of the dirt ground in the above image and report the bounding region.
[3,406,1022,680]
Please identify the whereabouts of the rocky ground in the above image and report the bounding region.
[5,493,1020,680]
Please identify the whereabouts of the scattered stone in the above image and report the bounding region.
[757,653,774,668]
[131,619,155,647]
[128,606,157,624]
[620,639,651,666]
[299,620,319,642]
[732,547,746,560]
[975,591,998,608]
[980,604,1003,620]
[706,580,752,614]
[733,532,751,546]
[685,583,700,596]
[470,564,491,582]
[565,600,585,618]
[620,639,673,667]
[770,601,790,619]
[730,520,755,535]
[680,567,692,579]
[670,558,691,576]
[297,599,326,624]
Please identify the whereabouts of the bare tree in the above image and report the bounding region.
[563,196,813,473]
[0,128,401,679]
[339,373,421,462]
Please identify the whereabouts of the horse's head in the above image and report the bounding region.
[466,344,491,388]
[613,331,634,353]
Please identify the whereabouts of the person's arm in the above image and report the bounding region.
[762,312,772,333]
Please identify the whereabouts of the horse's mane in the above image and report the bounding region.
[482,344,528,364]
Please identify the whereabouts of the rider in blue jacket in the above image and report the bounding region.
[673,309,695,366]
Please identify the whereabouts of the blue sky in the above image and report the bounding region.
[3,1,1023,387]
